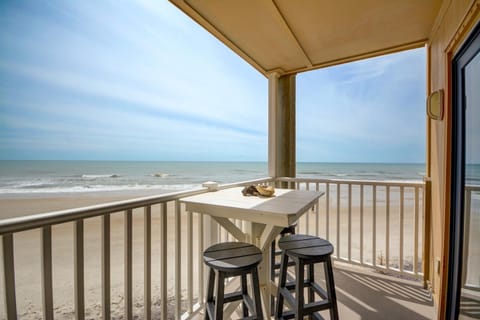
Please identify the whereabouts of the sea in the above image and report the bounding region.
[0,161,427,194]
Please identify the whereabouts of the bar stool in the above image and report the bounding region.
[275,234,339,320]
[270,225,296,314]
[203,242,263,319]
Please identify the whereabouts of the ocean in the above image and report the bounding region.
[0,161,427,194]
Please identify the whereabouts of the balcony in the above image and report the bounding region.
[1,176,434,319]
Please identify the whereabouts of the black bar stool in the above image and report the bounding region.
[275,234,339,320]
[271,225,297,314]
[203,242,264,319]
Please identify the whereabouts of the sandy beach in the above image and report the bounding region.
[1,190,200,320]
[0,189,423,320]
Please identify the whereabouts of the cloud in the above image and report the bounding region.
[0,1,426,163]
[0,0,268,160]
[297,48,426,163]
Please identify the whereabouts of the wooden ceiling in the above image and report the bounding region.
[169,0,443,77]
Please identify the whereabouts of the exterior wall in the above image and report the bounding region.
[427,0,480,317]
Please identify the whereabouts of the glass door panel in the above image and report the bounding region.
[460,41,480,320]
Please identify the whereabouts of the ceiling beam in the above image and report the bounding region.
[270,0,313,70]
[283,39,428,75]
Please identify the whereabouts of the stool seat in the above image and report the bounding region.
[204,242,263,319]
[278,234,333,259]
[204,242,262,273]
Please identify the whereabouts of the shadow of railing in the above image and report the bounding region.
[328,263,433,320]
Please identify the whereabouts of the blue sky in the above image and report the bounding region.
[0,0,426,163]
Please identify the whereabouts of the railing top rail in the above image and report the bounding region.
[276,176,426,187]
[0,188,206,235]
[465,184,480,190]
[0,177,274,235]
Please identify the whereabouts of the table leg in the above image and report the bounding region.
[252,224,284,318]
[259,249,272,317]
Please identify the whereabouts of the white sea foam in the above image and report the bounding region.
[0,161,429,195]
[152,173,169,178]
[0,183,200,194]
[81,174,119,179]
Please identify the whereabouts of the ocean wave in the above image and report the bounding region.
[15,181,56,189]
[81,174,120,179]
[152,173,169,178]
[0,183,200,194]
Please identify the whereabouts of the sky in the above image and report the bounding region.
[0,0,426,163]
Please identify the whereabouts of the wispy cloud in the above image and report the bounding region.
[0,1,425,162]
[297,48,426,162]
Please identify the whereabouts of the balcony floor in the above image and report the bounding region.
[322,261,434,320]
[194,261,434,319]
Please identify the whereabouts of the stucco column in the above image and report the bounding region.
[268,73,296,178]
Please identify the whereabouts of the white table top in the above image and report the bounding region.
[181,187,324,227]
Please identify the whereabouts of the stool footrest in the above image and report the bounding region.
[223,291,243,303]
[283,280,328,299]
[208,292,258,318]
[205,302,215,319]
[242,294,256,315]
[278,310,326,320]
[280,285,333,312]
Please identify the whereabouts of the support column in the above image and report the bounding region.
[268,73,296,179]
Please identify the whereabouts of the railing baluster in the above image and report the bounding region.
[462,187,472,285]
[422,179,431,288]
[385,186,390,270]
[400,186,405,273]
[160,203,168,320]
[124,209,133,320]
[187,211,193,314]
[348,184,352,262]
[306,197,310,235]
[175,200,181,320]
[360,185,364,264]
[102,214,111,320]
[326,183,330,241]
[414,187,420,275]
[75,220,85,320]
[41,226,54,320]
[336,183,340,259]
[373,185,377,267]
[315,183,320,237]
[144,206,152,320]
[198,213,205,307]
[2,234,17,320]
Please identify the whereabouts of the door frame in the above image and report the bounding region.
[447,21,480,319]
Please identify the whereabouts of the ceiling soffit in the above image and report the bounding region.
[170,0,442,77]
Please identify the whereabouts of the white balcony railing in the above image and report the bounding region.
[276,177,426,277]
[1,176,427,320]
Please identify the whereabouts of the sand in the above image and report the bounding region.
[1,191,199,320]
[0,190,423,320]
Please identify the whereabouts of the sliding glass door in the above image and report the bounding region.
[448,23,480,319]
